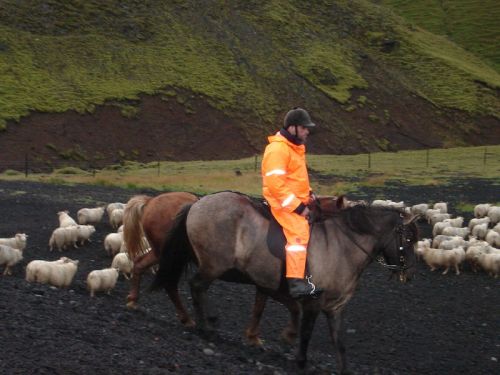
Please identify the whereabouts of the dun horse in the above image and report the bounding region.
[123,191,198,325]
[152,191,419,373]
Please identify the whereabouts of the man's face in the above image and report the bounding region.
[292,125,310,143]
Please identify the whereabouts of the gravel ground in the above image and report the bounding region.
[0,179,498,375]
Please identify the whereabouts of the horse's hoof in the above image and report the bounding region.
[246,336,264,347]
[126,301,138,310]
[181,318,196,328]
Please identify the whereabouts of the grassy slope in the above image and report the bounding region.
[0,0,499,132]
[378,0,500,71]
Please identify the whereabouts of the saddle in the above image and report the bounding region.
[253,195,352,260]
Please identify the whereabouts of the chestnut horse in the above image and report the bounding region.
[151,191,419,373]
[123,191,198,326]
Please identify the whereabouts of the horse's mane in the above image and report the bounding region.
[326,204,406,235]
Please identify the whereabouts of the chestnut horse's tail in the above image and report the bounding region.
[123,195,152,261]
[150,203,194,291]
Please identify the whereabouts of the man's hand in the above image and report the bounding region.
[301,206,310,218]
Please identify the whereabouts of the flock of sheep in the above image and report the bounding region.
[1,196,499,300]
[372,200,500,277]
[0,202,136,297]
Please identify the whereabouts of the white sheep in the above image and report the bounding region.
[421,244,465,275]
[429,213,451,226]
[58,211,78,227]
[86,268,119,297]
[106,202,126,218]
[433,221,452,237]
[443,216,464,228]
[432,235,454,248]
[0,245,23,275]
[425,208,441,223]
[433,202,448,214]
[415,238,431,258]
[487,206,500,225]
[471,223,489,240]
[465,240,492,272]
[476,253,500,278]
[0,233,28,250]
[111,253,134,279]
[49,226,78,251]
[77,207,105,225]
[441,226,469,239]
[76,225,96,246]
[26,257,78,288]
[485,230,500,247]
[468,217,490,231]
[104,232,124,256]
[493,223,500,234]
[474,203,491,218]
[410,203,428,217]
[110,208,124,229]
[438,236,468,251]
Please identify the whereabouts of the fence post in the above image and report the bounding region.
[483,146,487,166]
[157,161,160,176]
[24,154,28,177]
[254,154,258,172]
[368,153,371,169]
[426,149,429,168]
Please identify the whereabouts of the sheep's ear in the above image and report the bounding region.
[403,214,420,225]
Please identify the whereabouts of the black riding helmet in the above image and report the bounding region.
[284,107,316,129]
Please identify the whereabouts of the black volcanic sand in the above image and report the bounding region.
[0,179,498,375]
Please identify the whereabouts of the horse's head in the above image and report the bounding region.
[378,212,420,283]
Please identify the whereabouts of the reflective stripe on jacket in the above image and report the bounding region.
[262,132,311,212]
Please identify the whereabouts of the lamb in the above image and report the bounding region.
[429,213,451,226]
[111,253,134,279]
[76,225,96,245]
[86,268,119,297]
[441,226,469,238]
[110,208,124,229]
[468,217,490,231]
[410,203,428,216]
[471,223,489,240]
[104,232,124,256]
[433,221,452,237]
[58,211,78,227]
[421,244,466,275]
[77,207,105,225]
[485,230,500,247]
[476,253,500,278]
[26,257,78,287]
[0,233,28,250]
[474,203,491,218]
[0,245,23,275]
[415,238,431,258]
[433,202,448,214]
[487,206,500,225]
[49,226,78,251]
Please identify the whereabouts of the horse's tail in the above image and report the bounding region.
[150,203,194,291]
[123,195,152,260]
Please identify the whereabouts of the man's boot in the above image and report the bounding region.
[287,277,323,299]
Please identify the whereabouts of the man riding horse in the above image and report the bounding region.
[261,107,323,299]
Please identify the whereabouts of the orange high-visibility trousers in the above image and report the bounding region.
[270,206,310,279]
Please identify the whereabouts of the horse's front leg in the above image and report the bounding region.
[245,288,268,346]
[126,251,155,308]
[296,300,320,369]
[189,273,214,337]
[325,309,349,374]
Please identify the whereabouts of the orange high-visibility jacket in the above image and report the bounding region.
[262,132,311,212]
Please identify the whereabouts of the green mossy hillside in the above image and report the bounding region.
[0,0,499,133]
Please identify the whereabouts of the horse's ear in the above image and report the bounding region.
[336,195,349,209]
[403,214,420,225]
